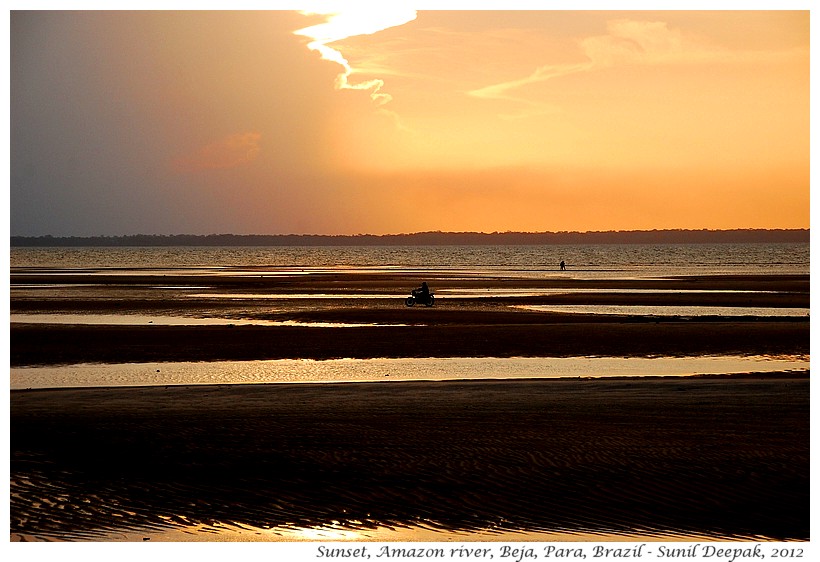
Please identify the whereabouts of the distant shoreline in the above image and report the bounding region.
[9,228,809,247]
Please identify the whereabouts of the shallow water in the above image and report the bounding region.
[73,518,766,543]
[10,355,809,390]
[10,242,810,277]
[10,313,396,328]
[516,305,810,317]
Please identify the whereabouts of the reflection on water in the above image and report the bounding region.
[188,292,400,299]
[83,518,754,543]
[11,355,809,390]
[10,313,400,328]
[188,287,786,300]
[516,304,810,317]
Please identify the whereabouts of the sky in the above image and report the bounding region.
[9,7,810,236]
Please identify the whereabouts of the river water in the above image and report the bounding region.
[10,242,810,389]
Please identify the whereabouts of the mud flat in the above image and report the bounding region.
[9,272,809,541]
[9,273,810,365]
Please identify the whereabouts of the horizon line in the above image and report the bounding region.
[10,227,810,239]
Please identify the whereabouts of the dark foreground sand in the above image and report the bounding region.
[11,375,809,542]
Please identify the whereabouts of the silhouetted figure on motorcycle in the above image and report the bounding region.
[406,281,434,307]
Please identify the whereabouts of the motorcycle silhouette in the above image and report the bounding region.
[405,289,435,307]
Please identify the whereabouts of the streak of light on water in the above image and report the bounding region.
[9,314,402,327]
[10,355,809,390]
[515,305,809,317]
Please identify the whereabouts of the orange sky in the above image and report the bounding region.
[10,9,810,235]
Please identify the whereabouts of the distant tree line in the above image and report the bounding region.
[9,229,809,247]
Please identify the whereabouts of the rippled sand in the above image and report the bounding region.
[11,376,809,542]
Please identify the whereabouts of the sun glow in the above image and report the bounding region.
[11,11,809,236]
[294,7,417,105]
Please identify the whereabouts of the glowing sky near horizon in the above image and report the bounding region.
[10,10,809,236]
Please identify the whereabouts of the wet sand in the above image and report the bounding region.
[10,376,809,542]
[9,272,810,541]
[9,321,809,365]
[10,273,810,365]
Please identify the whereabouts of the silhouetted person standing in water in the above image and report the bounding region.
[559,260,566,271]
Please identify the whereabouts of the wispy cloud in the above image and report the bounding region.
[580,19,718,66]
[467,61,591,118]
[468,18,796,117]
